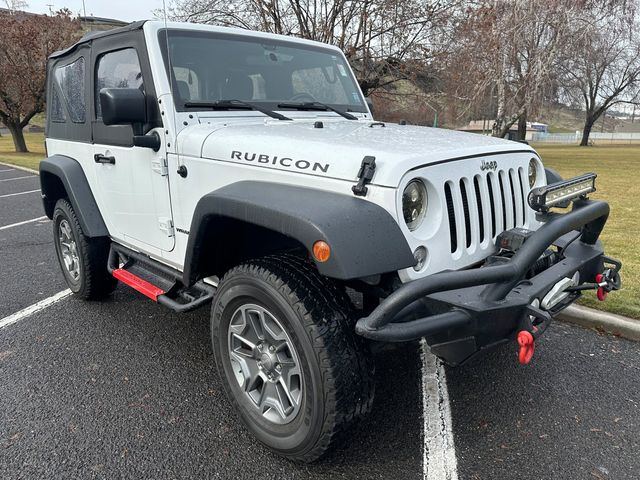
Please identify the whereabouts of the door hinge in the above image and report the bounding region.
[352,156,376,196]
[158,217,174,237]
[151,157,168,176]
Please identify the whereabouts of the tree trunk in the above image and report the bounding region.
[580,118,594,146]
[6,122,28,153]
[518,109,527,141]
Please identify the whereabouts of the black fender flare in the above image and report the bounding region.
[183,181,416,284]
[40,155,109,237]
[545,167,563,184]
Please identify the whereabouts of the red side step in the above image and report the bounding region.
[112,268,165,301]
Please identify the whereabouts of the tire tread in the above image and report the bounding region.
[218,253,375,462]
[53,199,116,300]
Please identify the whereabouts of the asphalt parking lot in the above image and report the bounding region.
[1,164,639,479]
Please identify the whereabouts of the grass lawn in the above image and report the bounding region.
[534,144,640,319]
[0,132,45,171]
[0,133,637,318]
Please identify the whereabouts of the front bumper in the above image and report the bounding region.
[355,198,621,365]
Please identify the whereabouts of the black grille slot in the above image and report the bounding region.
[445,182,457,253]
[518,167,526,225]
[487,175,496,238]
[508,169,518,228]
[474,176,485,243]
[460,179,472,248]
[499,172,507,233]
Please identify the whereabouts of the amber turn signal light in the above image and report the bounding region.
[312,241,331,262]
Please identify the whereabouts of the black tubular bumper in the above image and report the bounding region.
[355,198,620,365]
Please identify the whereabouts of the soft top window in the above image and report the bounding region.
[95,48,144,119]
[54,57,86,123]
[49,87,66,123]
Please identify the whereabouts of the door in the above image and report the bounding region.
[92,47,174,252]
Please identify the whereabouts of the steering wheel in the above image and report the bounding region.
[289,92,316,102]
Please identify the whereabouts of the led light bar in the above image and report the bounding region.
[528,173,597,212]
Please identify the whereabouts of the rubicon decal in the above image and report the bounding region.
[231,151,330,173]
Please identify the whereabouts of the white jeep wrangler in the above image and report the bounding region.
[41,20,621,462]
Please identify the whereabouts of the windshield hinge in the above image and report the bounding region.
[151,157,168,176]
[352,156,376,197]
[158,217,174,237]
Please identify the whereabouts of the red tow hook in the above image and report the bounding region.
[595,273,608,302]
[517,330,535,365]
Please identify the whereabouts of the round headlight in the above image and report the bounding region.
[402,180,427,231]
[528,158,538,188]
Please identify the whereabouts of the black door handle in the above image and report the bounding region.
[94,154,116,164]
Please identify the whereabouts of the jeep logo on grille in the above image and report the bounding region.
[481,160,498,171]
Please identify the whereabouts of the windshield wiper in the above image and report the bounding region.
[277,101,358,120]
[183,100,292,121]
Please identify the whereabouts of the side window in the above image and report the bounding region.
[54,57,86,123]
[95,48,143,119]
[49,87,66,123]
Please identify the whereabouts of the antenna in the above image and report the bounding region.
[81,0,86,17]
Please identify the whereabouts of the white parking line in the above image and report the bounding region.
[0,216,48,231]
[421,339,458,480]
[0,175,36,182]
[0,289,72,329]
[0,169,14,172]
[0,189,40,199]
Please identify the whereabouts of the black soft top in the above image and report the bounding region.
[49,20,147,59]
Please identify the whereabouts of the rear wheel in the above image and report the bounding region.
[211,254,375,462]
[52,199,116,299]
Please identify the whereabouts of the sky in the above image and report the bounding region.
[23,0,164,22]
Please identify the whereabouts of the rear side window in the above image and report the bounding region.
[95,48,143,119]
[54,57,86,123]
[49,87,66,123]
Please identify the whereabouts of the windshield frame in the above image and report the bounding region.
[157,28,368,115]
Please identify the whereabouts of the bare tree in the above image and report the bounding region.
[2,0,28,12]
[560,2,640,146]
[0,10,80,152]
[162,0,461,96]
[446,0,583,139]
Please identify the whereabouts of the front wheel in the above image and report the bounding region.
[211,254,375,462]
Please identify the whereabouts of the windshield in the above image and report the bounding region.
[159,29,367,114]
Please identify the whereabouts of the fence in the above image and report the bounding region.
[532,132,640,145]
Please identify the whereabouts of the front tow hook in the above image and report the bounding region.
[565,266,622,302]
[517,303,553,365]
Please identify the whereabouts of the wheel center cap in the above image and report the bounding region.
[260,352,275,372]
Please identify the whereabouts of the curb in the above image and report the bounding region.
[0,161,39,175]
[558,305,640,341]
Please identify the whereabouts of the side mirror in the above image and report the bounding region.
[99,88,146,126]
[365,96,375,114]
[99,88,160,151]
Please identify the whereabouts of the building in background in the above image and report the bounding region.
[458,120,546,141]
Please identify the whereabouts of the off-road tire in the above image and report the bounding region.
[52,199,117,300]
[211,254,375,462]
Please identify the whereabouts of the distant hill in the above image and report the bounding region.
[539,103,640,134]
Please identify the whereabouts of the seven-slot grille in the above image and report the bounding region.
[444,167,529,254]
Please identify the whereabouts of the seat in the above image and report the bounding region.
[222,74,254,100]
[177,80,191,101]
